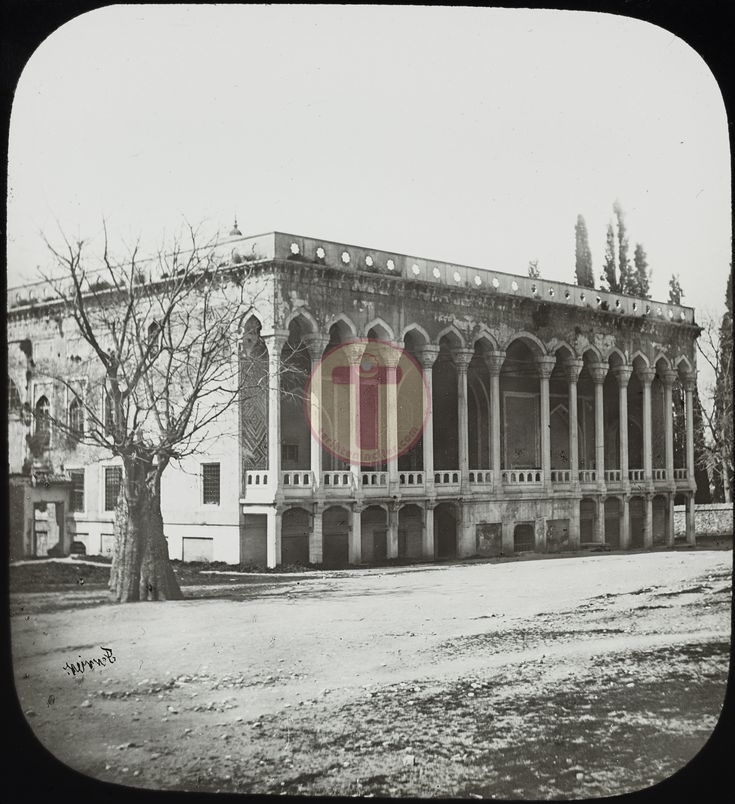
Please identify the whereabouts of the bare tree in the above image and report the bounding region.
[696,310,733,503]
[35,224,274,601]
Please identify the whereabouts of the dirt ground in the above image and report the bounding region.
[10,548,732,798]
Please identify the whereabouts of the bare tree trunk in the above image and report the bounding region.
[109,458,182,602]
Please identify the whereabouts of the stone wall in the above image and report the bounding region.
[673,504,733,537]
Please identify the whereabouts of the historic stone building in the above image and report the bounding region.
[7,230,700,566]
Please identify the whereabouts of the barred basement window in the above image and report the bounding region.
[104,466,122,511]
[70,470,85,512]
[202,463,221,505]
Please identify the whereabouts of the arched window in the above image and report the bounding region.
[8,379,21,412]
[35,396,51,442]
[69,397,84,438]
[147,321,161,350]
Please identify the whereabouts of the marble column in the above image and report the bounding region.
[264,332,287,495]
[349,503,362,564]
[588,362,608,489]
[683,373,697,492]
[309,502,324,564]
[484,350,505,486]
[661,368,677,491]
[453,348,475,488]
[613,366,633,489]
[565,358,584,486]
[536,355,557,487]
[304,335,330,491]
[266,505,283,569]
[342,342,367,488]
[420,347,440,495]
[636,366,656,489]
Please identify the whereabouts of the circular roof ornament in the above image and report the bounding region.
[474,275,482,286]
[316,246,325,260]
[365,255,374,268]
[511,280,519,291]
[387,259,395,271]
[432,266,441,278]
[492,277,500,288]
[453,271,462,283]
[290,242,300,255]
[412,264,421,276]
[341,251,350,265]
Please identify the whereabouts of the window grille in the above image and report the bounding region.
[202,463,221,505]
[70,470,85,512]
[104,466,122,511]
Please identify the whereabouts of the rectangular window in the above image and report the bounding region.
[282,443,299,463]
[104,466,122,511]
[202,463,221,505]
[70,470,85,512]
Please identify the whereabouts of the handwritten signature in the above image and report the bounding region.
[63,646,116,676]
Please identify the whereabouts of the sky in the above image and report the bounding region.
[7,5,731,336]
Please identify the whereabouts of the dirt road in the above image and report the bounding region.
[11,549,731,798]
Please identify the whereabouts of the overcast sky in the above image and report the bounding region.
[7,5,731,331]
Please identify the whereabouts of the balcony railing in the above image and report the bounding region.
[435,471,460,485]
[245,471,269,487]
[628,469,645,482]
[281,471,313,487]
[579,470,597,484]
[323,471,354,488]
[674,468,688,481]
[502,469,542,485]
[550,469,571,483]
[652,468,667,481]
[399,472,424,486]
[469,470,493,484]
[605,469,622,483]
[361,472,388,487]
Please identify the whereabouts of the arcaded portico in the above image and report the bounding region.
[236,232,700,567]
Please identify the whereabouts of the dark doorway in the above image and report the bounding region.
[435,503,457,558]
[282,508,310,565]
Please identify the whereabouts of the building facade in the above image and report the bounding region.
[7,231,700,565]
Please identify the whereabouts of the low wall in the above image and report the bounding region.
[674,503,733,537]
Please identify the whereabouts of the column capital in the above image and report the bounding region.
[564,357,584,384]
[535,354,557,379]
[419,345,440,369]
[588,361,608,384]
[352,501,364,514]
[372,341,402,368]
[341,341,367,365]
[452,348,475,373]
[484,350,506,376]
[303,334,330,362]
[612,365,633,387]
[635,365,657,385]
[660,368,678,388]
[681,371,697,392]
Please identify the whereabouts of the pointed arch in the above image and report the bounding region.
[502,331,547,356]
[325,313,357,339]
[674,355,694,374]
[364,317,395,342]
[400,323,431,346]
[549,340,576,359]
[436,323,465,349]
[470,326,499,352]
[606,347,627,368]
[580,344,603,363]
[284,308,319,334]
[653,353,672,370]
[630,350,651,369]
